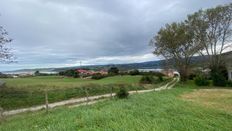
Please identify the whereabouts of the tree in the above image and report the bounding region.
[129,69,140,75]
[59,69,79,78]
[34,70,40,76]
[108,67,119,75]
[186,3,232,69]
[186,3,232,85]
[150,22,203,81]
[0,26,13,63]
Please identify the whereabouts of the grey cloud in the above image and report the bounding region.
[0,0,231,71]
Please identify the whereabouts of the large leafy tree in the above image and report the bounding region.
[0,25,13,63]
[186,3,232,85]
[150,22,202,81]
[186,3,232,69]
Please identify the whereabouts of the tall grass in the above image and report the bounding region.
[0,75,168,110]
[0,88,232,130]
[0,83,147,110]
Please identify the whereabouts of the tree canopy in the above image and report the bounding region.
[186,3,232,68]
[150,22,202,81]
[150,3,232,81]
[0,25,13,63]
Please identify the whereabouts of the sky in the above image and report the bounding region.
[0,0,231,71]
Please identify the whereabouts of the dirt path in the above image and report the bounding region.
[3,77,179,116]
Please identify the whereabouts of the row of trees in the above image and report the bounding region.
[150,3,232,81]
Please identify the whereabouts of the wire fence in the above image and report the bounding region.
[0,79,171,120]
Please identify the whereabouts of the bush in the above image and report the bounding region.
[108,67,119,75]
[116,86,129,99]
[91,73,106,80]
[140,75,154,84]
[227,81,232,87]
[211,71,227,87]
[129,69,140,76]
[158,75,163,82]
[188,73,196,80]
[211,66,227,87]
[59,69,79,78]
[194,74,210,86]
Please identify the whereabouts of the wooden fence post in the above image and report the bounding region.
[133,84,138,93]
[45,90,49,113]
[111,86,113,99]
[85,87,89,105]
[0,107,4,121]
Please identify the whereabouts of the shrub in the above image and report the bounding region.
[194,74,210,86]
[188,73,196,80]
[211,66,227,87]
[59,69,79,78]
[140,75,154,84]
[91,73,106,80]
[158,75,163,82]
[116,86,129,99]
[129,69,140,76]
[227,81,232,87]
[108,67,119,75]
[211,71,227,87]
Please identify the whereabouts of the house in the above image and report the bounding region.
[76,69,108,77]
[76,69,94,76]
[161,69,178,77]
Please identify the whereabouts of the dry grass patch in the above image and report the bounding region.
[181,89,232,112]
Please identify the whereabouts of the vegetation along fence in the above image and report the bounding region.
[0,82,166,111]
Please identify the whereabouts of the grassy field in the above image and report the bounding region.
[1,84,232,131]
[0,75,166,110]
[1,75,142,90]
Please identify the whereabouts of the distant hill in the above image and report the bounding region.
[4,60,166,74]
[4,51,231,74]
[53,60,166,72]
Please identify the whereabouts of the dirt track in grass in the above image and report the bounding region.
[3,77,179,116]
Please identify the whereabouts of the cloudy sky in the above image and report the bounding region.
[0,0,231,71]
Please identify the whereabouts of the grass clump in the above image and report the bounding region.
[140,75,155,84]
[116,86,129,99]
[91,73,106,80]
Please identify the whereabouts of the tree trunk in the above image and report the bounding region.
[179,66,188,82]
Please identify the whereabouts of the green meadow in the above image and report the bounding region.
[1,83,232,131]
[0,75,166,110]
[1,75,142,90]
